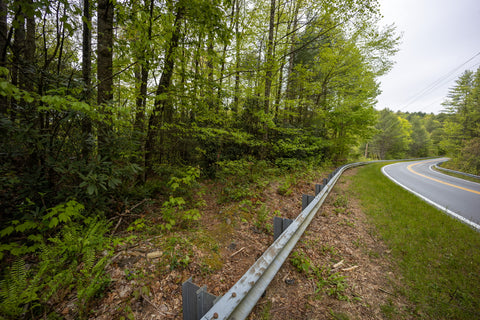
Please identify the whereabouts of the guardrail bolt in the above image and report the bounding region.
[232,292,237,297]
[213,312,219,319]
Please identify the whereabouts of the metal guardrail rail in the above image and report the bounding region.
[200,161,371,320]
[434,160,480,180]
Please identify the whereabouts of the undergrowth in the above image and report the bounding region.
[0,157,331,318]
[290,250,350,301]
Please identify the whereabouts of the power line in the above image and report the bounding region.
[398,50,480,112]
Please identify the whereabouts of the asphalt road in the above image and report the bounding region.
[382,158,480,230]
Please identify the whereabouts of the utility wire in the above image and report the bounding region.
[398,50,480,112]
[421,61,480,113]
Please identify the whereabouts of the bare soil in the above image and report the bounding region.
[82,168,411,320]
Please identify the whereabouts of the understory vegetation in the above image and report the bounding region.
[350,163,480,319]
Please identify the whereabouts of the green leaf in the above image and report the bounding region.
[15,220,38,233]
[27,234,43,243]
[58,210,71,223]
[0,226,15,238]
[87,184,97,195]
[23,92,35,103]
[48,217,59,229]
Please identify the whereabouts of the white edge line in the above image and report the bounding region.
[381,163,480,232]
[428,164,480,187]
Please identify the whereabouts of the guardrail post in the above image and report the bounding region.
[197,286,217,318]
[182,278,218,320]
[323,178,328,185]
[273,217,293,241]
[302,194,315,210]
[315,184,323,195]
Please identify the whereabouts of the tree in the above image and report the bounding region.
[145,0,185,169]
[409,116,431,157]
[97,0,114,154]
[0,0,6,114]
[441,67,480,172]
[369,109,410,159]
[82,0,93,160]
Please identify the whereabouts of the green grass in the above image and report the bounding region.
[349,163,480,319]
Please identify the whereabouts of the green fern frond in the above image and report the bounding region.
[0,259,39,317]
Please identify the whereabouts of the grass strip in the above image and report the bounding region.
[432,166,480,184]
[349,163,480,319]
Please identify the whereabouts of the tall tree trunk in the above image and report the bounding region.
[207,33,215,111]
[24,0,35,92]
[82,0,92,160]
[0,0,8,114]
[260,0,276,157]
[286,0,299,125]
[97,0,114,105]
[145,2,184,170]
[263,0,276,114]
[233,0,241,114]
[97,0,114,154]
[56,3,66,77]
[217,0,236,110]
[82,0,91,97]
[11,5,25,122]
[273,0,288,122]
[12,8,25,89]
[134,0,154,134]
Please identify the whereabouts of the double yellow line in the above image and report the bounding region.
[407,160,480,195]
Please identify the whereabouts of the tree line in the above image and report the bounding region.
[367,66,480,176]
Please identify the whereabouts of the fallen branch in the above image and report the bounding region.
[230,247,246,258]
[111,217,123,235]
[110,199,151,234]
[332,259,344,269]
[342,265,359,272]
[104,252,123,270]
[117,198,151,217]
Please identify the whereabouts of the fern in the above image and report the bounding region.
[0,259,39,318]
[0,218,112,318]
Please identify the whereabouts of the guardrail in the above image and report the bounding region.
[434,160,480,180]
[196,161,370,320]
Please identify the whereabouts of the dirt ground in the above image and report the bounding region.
[84,168,411,320]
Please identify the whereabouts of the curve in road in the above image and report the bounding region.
[382,158,480,231]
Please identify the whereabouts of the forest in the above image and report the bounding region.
[0,0,478,318]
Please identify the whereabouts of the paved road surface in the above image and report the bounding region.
[382,158,480,230]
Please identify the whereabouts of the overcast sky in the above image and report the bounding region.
[376,0,480,114]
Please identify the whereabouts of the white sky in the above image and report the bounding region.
[376,0,480,114]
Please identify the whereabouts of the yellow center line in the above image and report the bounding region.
[407,160,480,195]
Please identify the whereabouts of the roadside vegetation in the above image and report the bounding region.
[350,163,480,319]
[433,164,480,184]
